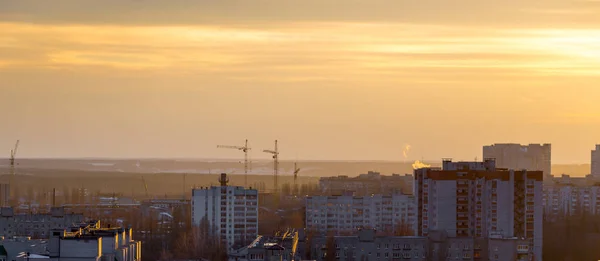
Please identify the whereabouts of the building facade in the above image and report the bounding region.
[302,229,530,261]
[2,220,141,261]
[543,174,600,219]
[483,143,551,180]
[0,207,84,239]
[414,159,543,261]
[305,193,415,236]
[319,171,413,196]
[592,145,600,178]
[191,174,258,250]
[0,184,9,207]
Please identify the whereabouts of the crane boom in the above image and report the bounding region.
[217,145,243,150]
[217,140,251,187]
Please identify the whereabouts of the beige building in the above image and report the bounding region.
[483,143,551,180]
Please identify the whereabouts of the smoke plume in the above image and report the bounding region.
[403,144,411,159]
[412,160,431,169]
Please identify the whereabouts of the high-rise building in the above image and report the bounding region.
[414,159,543,261]
[305,193,415,236]
[592,145,600,178]
[191,174,258,250]
[483,143,551,179]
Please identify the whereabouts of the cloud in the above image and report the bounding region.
[0,0,599,28]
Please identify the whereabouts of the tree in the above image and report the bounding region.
[394,218,414,236]
[325,234,336,261]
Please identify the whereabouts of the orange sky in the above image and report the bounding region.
[1,0,599,163]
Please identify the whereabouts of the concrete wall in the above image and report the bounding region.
[434,180,456,237]
[59,238,101,258]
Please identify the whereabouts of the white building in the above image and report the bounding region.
[483,143,551,180]
[305,193,416,236]
[414,159,543,261]
[191,174,258,250]
[592,145,600,178]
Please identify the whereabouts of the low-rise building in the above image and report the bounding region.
[3,220,141,261]
[0,207,84,239]
[229,229,300,261]
[301,229,530,261]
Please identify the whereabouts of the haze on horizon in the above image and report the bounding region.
[1,0,599,164]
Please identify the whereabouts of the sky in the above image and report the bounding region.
[1,0,600,163]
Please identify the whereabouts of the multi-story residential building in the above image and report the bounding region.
[301,229,531,261]
[592,145,600,178]
[0,184,9,207]
[483,143,551,180]
[319,171,413,196]
[414,159,543,261]
[305,193,415,236]
[191,173,258,250]
[0,207,84,239]
[543,174,600,219]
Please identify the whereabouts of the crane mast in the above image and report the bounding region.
[9,140,19,176]
[217,140,251,187]
[293,162,301,195]
[263,140,279,193]
[8,140,19,208]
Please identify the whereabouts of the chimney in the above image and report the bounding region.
[219,173,229,186]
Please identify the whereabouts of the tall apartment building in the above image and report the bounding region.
[305,193,415,236]
[592,145,600,178]
[483,143,551,179]
[191,174,258,250]
[414,159,543,261]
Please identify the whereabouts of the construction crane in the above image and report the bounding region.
[141,176,149,198]
[217,139,251,186]
[9,140,19,176]
[263,140,279,193]
[293,162,301,195]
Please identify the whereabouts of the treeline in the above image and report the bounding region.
[544,214,600,261]
[125,205,227,261]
